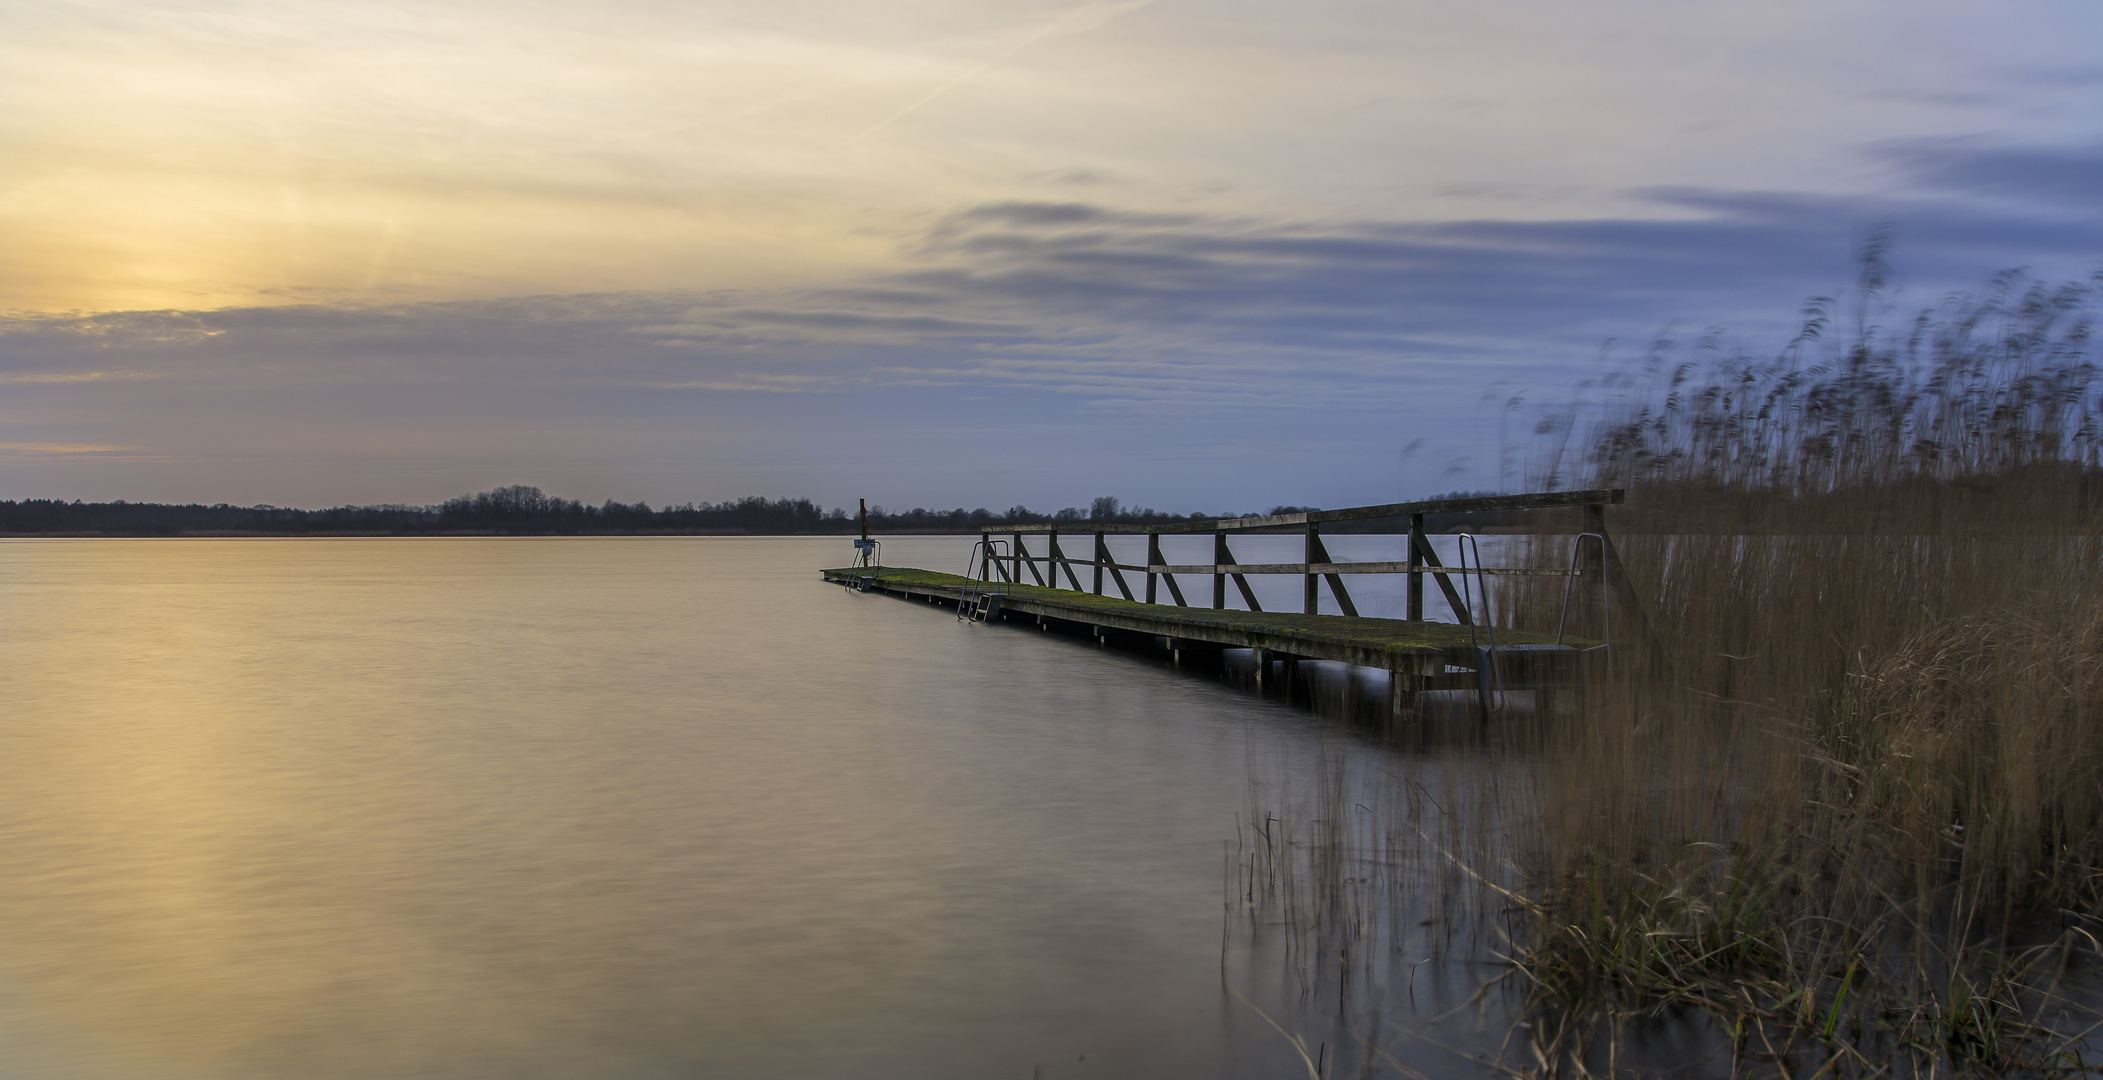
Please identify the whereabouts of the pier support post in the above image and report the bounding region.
[1389,669,1417,716]
[1253,648,1271,692]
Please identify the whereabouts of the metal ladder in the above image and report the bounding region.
[844,537,882,592]
[1557,531,1614,679]
[1452,534,1504,721]
[957,539,1009,622]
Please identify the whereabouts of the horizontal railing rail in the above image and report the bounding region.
[957,489,1627,625]
[1001,488,1623,535]
[1007,553,1576,577]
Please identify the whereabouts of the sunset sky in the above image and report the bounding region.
[4,0,2102,511]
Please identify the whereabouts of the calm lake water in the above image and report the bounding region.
[0,536,1515,1079]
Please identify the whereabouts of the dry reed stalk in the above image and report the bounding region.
[1488,256,2103,1075]
[1235,259,2103,1076]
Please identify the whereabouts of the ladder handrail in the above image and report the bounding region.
[1556,532,1613,679]
[1454,534,1504,718]
[958,539,1011,620]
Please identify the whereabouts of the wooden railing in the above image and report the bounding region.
[971,489,1626,625]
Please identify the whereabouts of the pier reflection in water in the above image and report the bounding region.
[0,536,1521,1080]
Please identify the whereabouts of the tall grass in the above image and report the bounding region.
[1504,252,2103,1075]
[1236,255,2103,1076]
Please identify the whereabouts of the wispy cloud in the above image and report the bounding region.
[0,442,142,454]
[0,370,161,384]
[852,0,1156,141]
[6,132,2103,506]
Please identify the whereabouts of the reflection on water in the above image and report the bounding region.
[0,537,1511,1079]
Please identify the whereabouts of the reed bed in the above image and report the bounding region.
[1236,258,2103,1076]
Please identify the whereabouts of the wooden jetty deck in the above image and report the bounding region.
[819,573,1592,713]
[820,489,1631,716]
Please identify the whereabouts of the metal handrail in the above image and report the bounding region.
[1454,534,1505,718]
[957,539,1010,620]
[1557,531,1613,678]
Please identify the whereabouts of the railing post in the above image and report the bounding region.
[1303,523,1319,615]
[1581,502,1608,638]
[1011,532,1023,583]
[1046,531,1076,591]
[1213,532,1227,609]
[1144,532,1159,604]
[980,531,991,582]
[1407,513,1426,621]
[1093,532,1105,595]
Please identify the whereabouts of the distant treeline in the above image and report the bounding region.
[0,487,1322,537]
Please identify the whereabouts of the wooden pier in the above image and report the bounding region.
[822,490,1635,715]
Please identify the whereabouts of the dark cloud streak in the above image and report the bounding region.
[6,147,2103,506]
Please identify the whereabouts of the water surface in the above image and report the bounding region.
[0,537,1502,1079]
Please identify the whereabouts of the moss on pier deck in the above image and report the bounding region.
[821,565,1572,654]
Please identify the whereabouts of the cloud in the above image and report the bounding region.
[5,159,2101,506]
[0,443,142,454]
[1875,139,2103,211]
[10,178,2102,409]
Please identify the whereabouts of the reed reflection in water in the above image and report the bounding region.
[0,536,1504,1080]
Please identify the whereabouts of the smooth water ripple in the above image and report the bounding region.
[0,537,1503,1079]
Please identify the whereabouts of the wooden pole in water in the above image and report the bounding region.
[1390,668,1416,716]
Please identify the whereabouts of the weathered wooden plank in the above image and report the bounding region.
[1014,532,1046,586]
[1138,561,1575,577]
[1300,488,1623,528]
[821,566,1594,674]
[1098,533,1136,602]
[1149,534,1188,607]
[1002,488,1625,535]
[1407,513,1425,621]
[1412,532,1472,627]
[1303,525,1319,615]
[981,531,1015,583]
[1305,528,1359,617]
[1144,534,1157,605]
[1047,533,1086,592]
